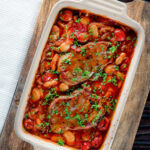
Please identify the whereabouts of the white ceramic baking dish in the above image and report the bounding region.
[14,0,145,150]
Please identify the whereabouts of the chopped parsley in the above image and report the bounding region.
[107,76,117,86]
[80,47,86,56]
[92,110,102,125]
[60,16,64,21]
[58,139,64,146]
[74,114,85,127]
[115,65,119,70]
[98,67,107,84]
[74,38,80,47]
[73,67,82,75]
[24,113,28,120]
[82,70,91,78]
[47,114,51,119]
[75,18,81,23]
[47,52,51,56]
[127,36,131,40]
[91,93,99,100]
[109,46,117,53]
[91,102,100,111]
[65,58,71,64]
[45,88,59,103]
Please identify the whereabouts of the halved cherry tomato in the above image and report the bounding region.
[77,32,89,43]
[24,119,34,130]
[81,142,91,150]
[98,117,110,131]
[120,63,128,72]
[73,23,88,33]
[42,72,55,82]
[75,134,82,148]
[59,10,73,22]
[114,29,126,41]
[91,136,103,148]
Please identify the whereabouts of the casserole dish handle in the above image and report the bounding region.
[80,0,127,15]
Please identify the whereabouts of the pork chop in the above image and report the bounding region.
[48,88,105,133]
[57,41,111,86]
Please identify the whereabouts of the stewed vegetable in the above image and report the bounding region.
[23,8,137,150]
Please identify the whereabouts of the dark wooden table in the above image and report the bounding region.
[133,92,150,149]
[0,0,150,150]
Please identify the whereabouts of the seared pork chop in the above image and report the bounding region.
[48,88,105,133]
[57,42,111,86]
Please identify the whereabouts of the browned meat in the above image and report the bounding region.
[48,88,105,133]
[57,42,111,86]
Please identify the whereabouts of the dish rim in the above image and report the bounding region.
[14,0,145,150]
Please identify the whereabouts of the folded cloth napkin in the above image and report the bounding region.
[0,0,42,133]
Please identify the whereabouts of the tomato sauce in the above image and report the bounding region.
[23,8,137,150]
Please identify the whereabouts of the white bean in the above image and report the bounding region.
[60,41,71,52]
[80,16,90,25]
[105,64,116,74]
[59,83,69,92]
[63,131,75,146]
[43,80,58,88]
[88,24,99,39]
[51,54,59,71]
[32,88,41,102]
[115,53,126,65]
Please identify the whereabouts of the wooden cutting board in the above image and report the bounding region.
[0,0,149,150]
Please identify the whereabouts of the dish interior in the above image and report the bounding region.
[22,8,137,150]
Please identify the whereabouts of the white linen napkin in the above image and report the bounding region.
[0,0,42,133]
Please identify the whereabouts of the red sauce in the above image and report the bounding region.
[23,8,137,149]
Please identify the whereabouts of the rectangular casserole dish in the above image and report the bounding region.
[14,0,145,150]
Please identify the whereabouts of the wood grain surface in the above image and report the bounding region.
[0,0,149,150]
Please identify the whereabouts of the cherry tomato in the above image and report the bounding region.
[73,23,88,33]
[24,119,34,130]
[81,142,91,150]
[75,134,82,148]
[114,29,126,41]
[94,131,103,137]
[98,117,110,131]
[42,72,55,82]
[91,136,103,148]
[120,63,128,72]
[77,32,89,43]
[59,10,73,22]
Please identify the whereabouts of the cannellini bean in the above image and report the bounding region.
[59,83,69,92]
[51,54,59,71]
[88,24,99,39]
[43,80,58,88]
[32,88,41,102]
[99,26,114,34]
[50,25,60,41]
[63,131,75,146]
[117,81,122,89]
[39,89,44,98]
[115,71,125,81]
[105,64,116,74]
[51,134,64,143]
[115,53,126,65]
[60,41,71,52]
[80,16,90,25]
[104,87,114,98]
